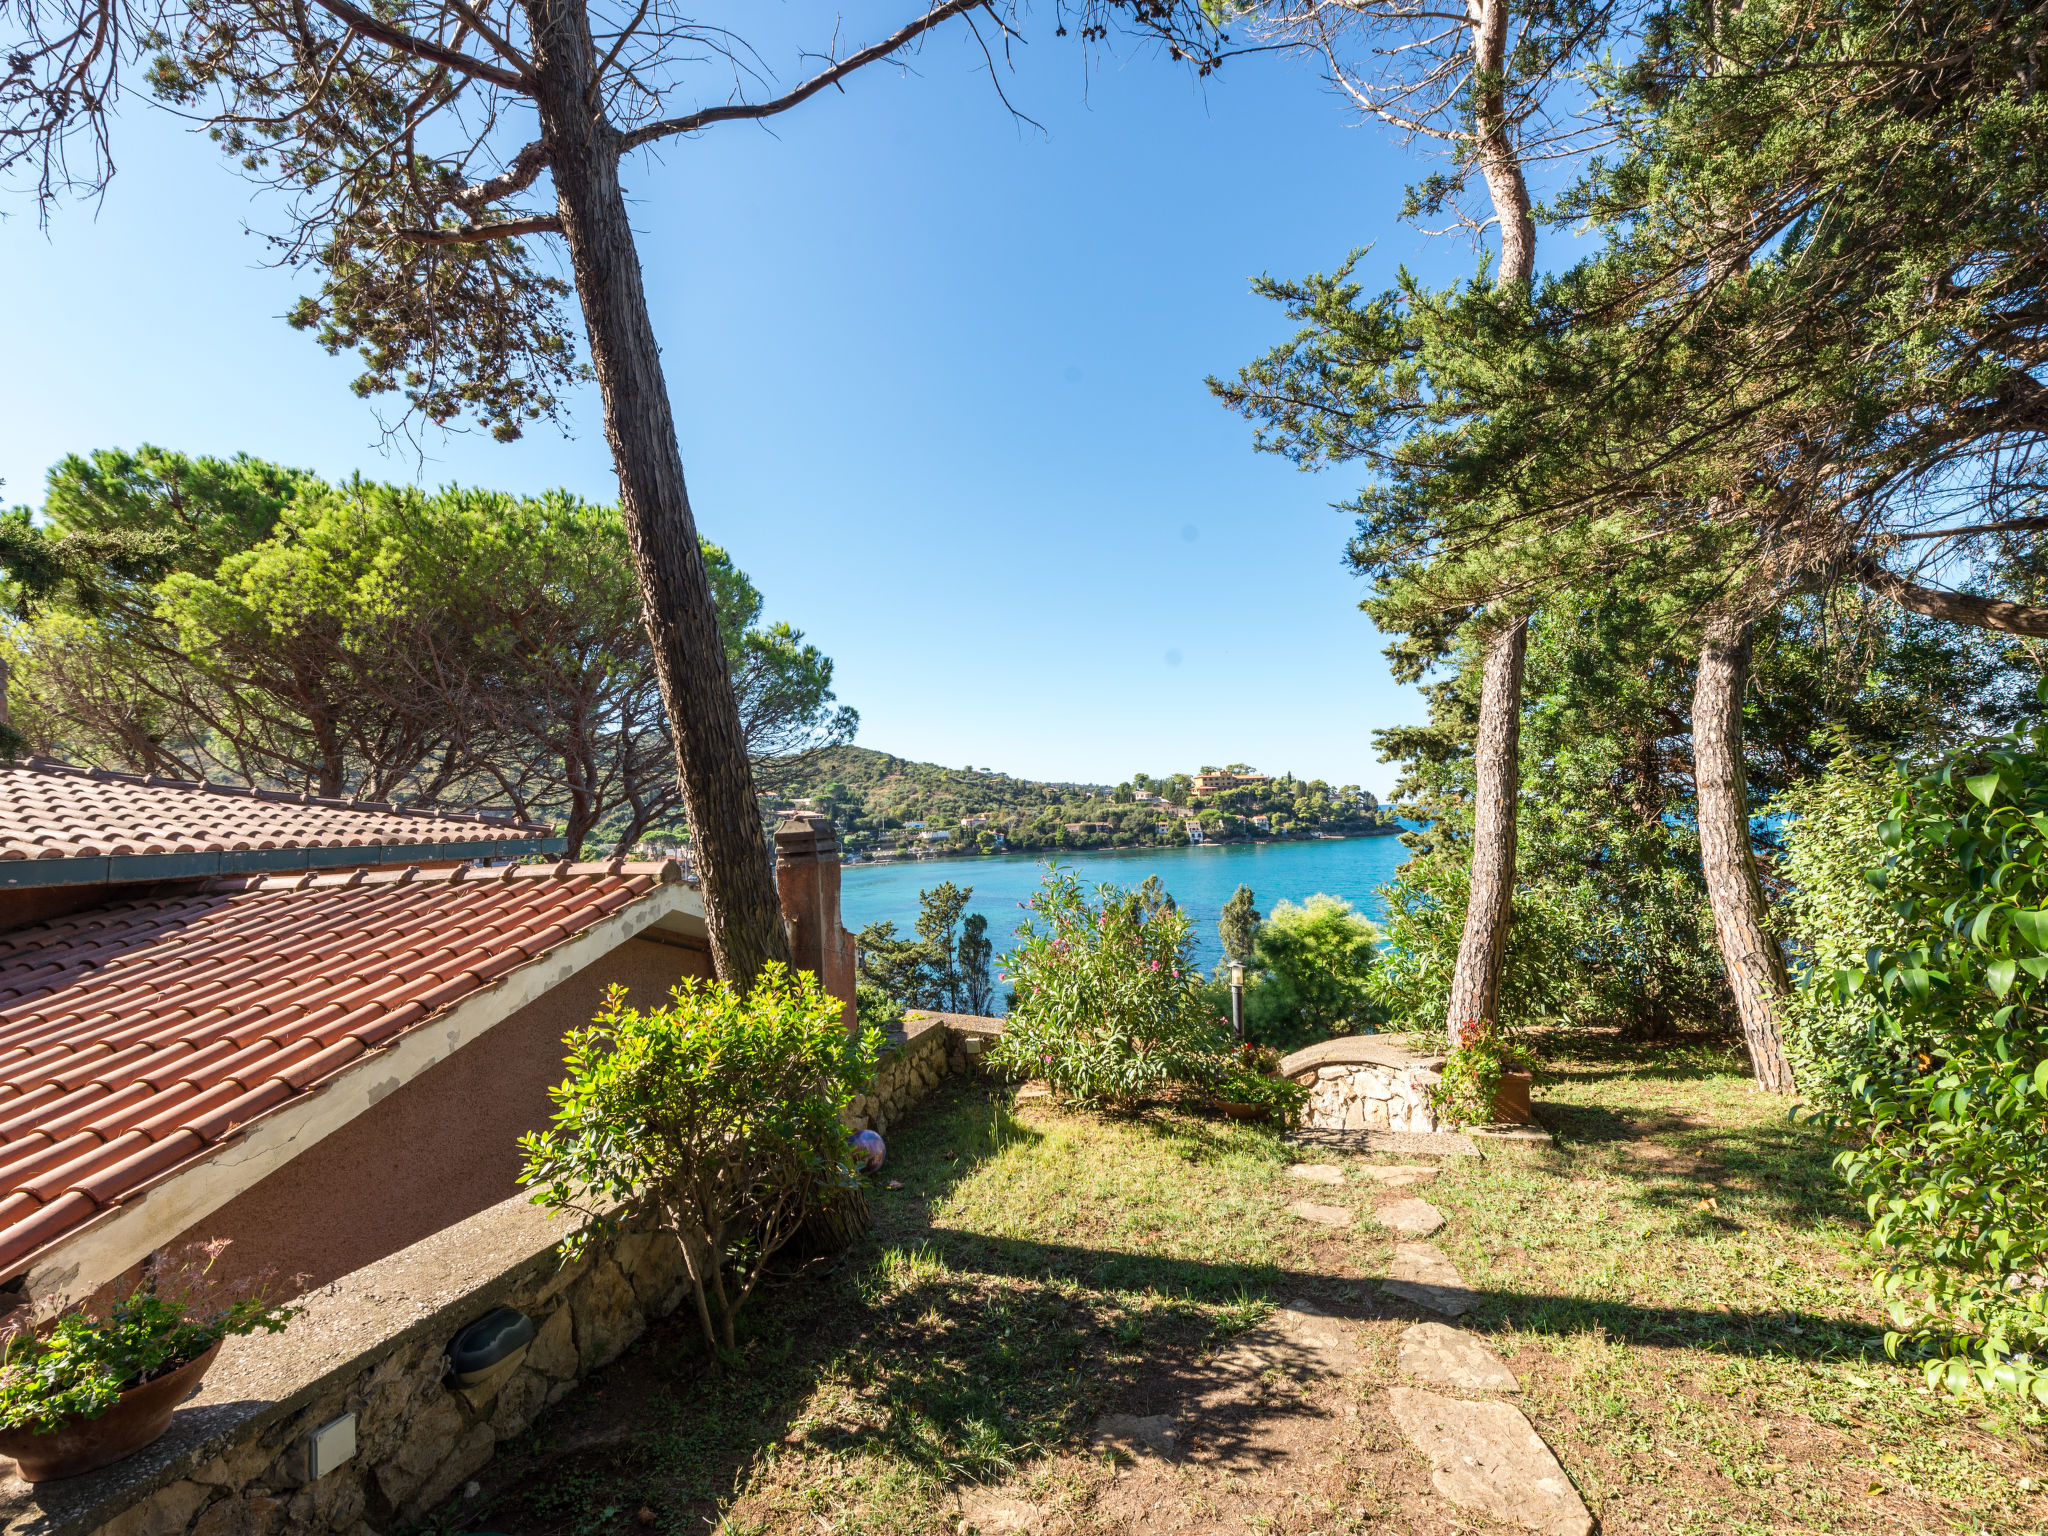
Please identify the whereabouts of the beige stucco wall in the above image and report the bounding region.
[172,933,714,1299]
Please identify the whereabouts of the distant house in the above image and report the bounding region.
[1250,815,1272,831]
[920,830,951,842]
[959,814,994,827]
[1192,771,1273,795]
[1132,790,1160,804]
[1187,822,1206,843]
[1155,822,1174,836]
[903,821,928,830]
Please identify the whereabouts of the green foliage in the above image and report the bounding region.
[6,454,850,851]
[1820,700,2048,1399]
[991,866,1225,1109]
[855,982,905,1035]
[779,751,1383,859]
[1774,749,1913,1106]
[1431,1023,1518,1129]
[1217,885,1260,967]
[1241,895,1381,1052]
[1194,1043,1310,1126]
[0,1246,295,1434]
[856,882,990,1014]
[520,964,876,1355]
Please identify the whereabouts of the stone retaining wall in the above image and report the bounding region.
[843,1013,1001,1138]
[1278,1037,1442,1135]
[1296,1061,1441,1133]
[4,1016,1007,1536]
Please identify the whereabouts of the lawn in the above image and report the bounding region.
[458,1030,2047,1536]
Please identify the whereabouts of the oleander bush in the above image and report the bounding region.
[992,865,1223,1109]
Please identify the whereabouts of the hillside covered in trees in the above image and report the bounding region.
[780,750,1387,857]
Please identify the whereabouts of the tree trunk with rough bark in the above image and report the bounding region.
[1442,0,1537,1048]
[1445,615,1528,1040]
[1692,613,1796,1091]
[527,0,788,985]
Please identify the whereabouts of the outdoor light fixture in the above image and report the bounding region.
[1228,959,1246,1041]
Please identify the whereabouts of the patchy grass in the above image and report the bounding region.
[450,1031,2048,1536]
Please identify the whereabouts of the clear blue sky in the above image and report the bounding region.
[0,10,1500,798]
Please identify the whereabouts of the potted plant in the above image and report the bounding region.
[1203,1043,1309,1126]
[0,1244,297,1482]
[1431,1020,1534,1129]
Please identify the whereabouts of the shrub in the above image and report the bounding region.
[0,1244,295,1434]
[855,981,905,1035]
[1430,1020,1519,1128]
[1774,748,1912,1108]
[1823,699,2048,1400]
[991,865,1223,1108]
[1194,1042,1310,1125]
[521,964,877,1355]
[1241,894,1381,1051]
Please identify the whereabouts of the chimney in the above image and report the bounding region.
[773,810,857,1027]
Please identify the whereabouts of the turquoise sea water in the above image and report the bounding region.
[840,834,1412,984]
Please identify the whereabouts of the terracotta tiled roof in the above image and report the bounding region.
[0,860,683,1278]
[0,758,550,863]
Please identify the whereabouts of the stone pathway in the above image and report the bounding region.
[1286,1162,1344,1185]
[1373,1197,1446,1236]
[1397,1322,1518,1391]
[1387,1388,1593,1536]
[1286,1199,1353,1227]
[970,1148,1597,1536]
[1380,1241,1480,1316]
[1358,1163,1439,1188]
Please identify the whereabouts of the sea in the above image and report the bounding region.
[840,833,1414,985]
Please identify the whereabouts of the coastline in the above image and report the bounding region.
[841,824,1405,868]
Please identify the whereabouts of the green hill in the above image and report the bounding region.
[777,748,1385,858]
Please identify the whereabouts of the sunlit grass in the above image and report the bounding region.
[466,1034,2047,1536]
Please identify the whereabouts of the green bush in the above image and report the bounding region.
[1774,748,1912,1107]
[1193,1042,1311,1125]
[991,865,1224,1108]
[1822,700,2048,1400]
[521,964,876,1355]
[855,981,905,1035]
[1241,894,1381,1051]
[0,1245,295,1434]
[1430,1021,1520,1128]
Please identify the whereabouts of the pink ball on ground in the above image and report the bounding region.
[851,1129,886,1171]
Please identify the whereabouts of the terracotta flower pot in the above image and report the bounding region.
[0,1340,220,1483]
[1490,1071,1534,1126]
[1211,1097,1273,1122]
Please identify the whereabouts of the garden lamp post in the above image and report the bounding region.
[1228,958,1245,1041]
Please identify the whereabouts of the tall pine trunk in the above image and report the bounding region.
[1445,614,1528,1037]
[528,0,789,984]
[1443,0,1537,1047]
[1692,613,1795,1091]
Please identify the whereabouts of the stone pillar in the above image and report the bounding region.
[774,810,857,1027]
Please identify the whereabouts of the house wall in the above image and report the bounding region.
[173,935,713,1299]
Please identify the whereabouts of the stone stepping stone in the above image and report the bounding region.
[1358,1164,1438,1187]
[1212,1298,1359,1379]
[1398,1322,1518,1391]
[1374,1197,1446,1236]
[1091,1413,1180,1461]
[1380,1241,1479,1317]
[957,1491,1042,1533]
[1387,1386,1593,1536]
[1288,1162,1345,1184]
[1288,1199,1354,1227]
[1013,1082,1050,1101]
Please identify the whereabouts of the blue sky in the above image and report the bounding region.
[0,11,1499,798]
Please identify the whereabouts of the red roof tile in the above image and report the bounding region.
[0,759,550,864]
[0,861,683,1278]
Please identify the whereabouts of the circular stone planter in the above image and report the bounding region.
[0,1340,221,1483]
